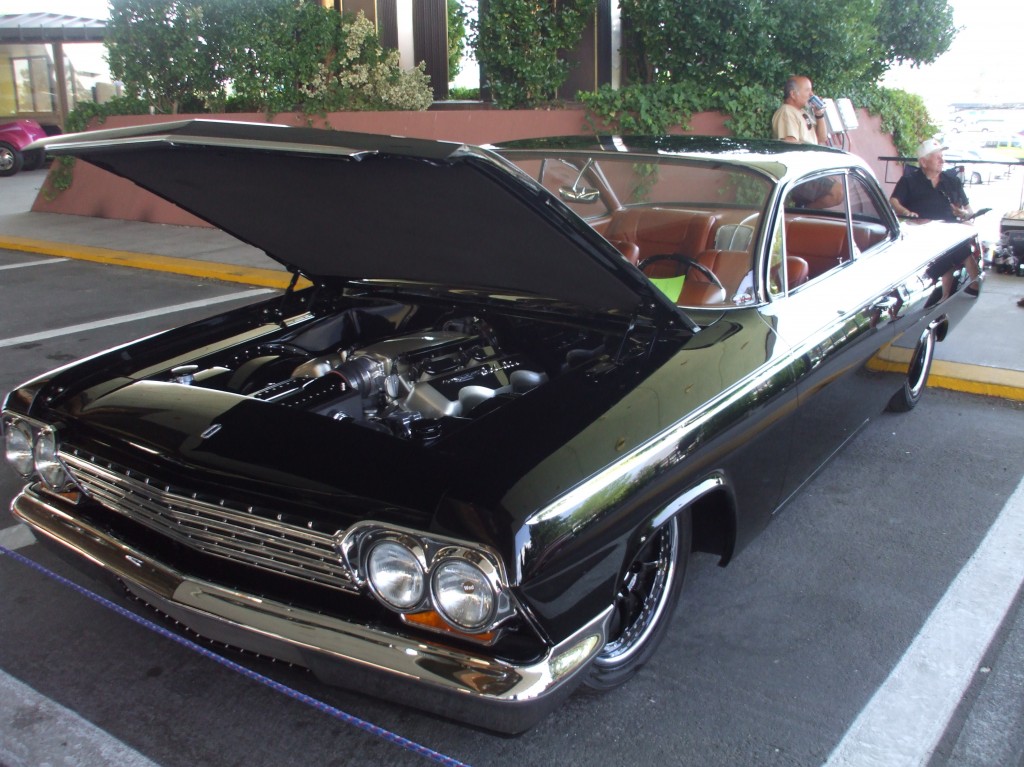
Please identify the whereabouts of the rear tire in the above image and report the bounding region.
[887,327,935,412]
[584,512,690,691]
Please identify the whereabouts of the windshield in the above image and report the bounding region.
[497,151,773,309]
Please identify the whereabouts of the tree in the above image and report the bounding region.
[619,0,956,94]
[873,0,958,75]
[106,0,223,113]
[448,0,468,81]
[105,0,433,115]
[473,0,597,108]
[584,0,946,150]
[204,0,345,113]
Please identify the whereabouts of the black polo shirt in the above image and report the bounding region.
[891,168,968,222]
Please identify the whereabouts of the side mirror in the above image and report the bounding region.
[555,157,600,204]
[558,185,601,203]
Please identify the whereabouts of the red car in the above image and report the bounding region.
[0,119,48,176]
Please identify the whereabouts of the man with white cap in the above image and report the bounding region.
[889,138,973,221]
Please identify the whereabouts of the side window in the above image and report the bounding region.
[845,174,883,223]
[778,172,894,294]
[781,172,849,288]
[846,174,894,254]
[785,175,845,213]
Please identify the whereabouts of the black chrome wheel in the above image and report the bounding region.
[585,513,690,690]
[888,326,935,412]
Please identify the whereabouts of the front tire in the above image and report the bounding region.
[887,327,935,412]
[0,141,23,177]
[584,512,690,691]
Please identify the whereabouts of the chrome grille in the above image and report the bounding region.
[61,449,357,593]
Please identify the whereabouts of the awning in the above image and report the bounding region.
[0,13,106,43]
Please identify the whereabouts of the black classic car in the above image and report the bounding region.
[4,121,981,733]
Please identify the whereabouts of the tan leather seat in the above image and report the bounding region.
[785,217,850,278]
[605,208,718,265]
[646,249,754,307]
[787,256,810,286]
[853,222,889,251]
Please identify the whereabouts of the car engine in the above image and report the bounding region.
[170,315,551,441]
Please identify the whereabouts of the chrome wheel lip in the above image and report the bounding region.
[907,327,935,400]
[593,519,678,667]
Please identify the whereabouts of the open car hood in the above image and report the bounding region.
[38,120,675,320]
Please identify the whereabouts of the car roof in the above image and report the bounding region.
[493,134,862,184]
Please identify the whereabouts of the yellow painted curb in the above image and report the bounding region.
[870,353,1024,402]
[928,361,1024,402]
[0,234,307,290]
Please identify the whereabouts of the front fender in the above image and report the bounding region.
[515,466,734,644]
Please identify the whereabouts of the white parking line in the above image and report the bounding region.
[825,475,1024,767]
[0,670,162,767]
[0,288,273,349]
[0,257,68,271]
[0,524,35,551]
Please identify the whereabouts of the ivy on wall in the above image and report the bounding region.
[581,80,935,159]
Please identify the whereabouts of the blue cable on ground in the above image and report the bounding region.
[0,542,473,767]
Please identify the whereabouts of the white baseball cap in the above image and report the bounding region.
[916,138,947,159]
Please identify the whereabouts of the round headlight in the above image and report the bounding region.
[4,420,34,477]
[33,427,68,490]
[431,559,496,631]
[366,540,424,611]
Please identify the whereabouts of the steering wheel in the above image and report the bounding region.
[638,254,725,292]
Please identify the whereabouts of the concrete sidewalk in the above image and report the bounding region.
[0,210,292,289]
[1,174,1022,401]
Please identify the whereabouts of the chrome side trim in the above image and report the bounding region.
[12,489,610,733]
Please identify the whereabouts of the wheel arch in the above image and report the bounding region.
[514,472,739,645]
[630,473,738,568]
[689,481,739,565]
[581,472,738,690]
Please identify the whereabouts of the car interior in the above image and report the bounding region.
[505,154,896,309]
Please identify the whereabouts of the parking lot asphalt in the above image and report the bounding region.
[1,169,1023,402]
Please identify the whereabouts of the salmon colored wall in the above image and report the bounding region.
[31,107,895,226]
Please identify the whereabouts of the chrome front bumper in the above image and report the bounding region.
[12,489,611,734]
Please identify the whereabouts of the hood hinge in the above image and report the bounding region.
[264,269,306,326]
